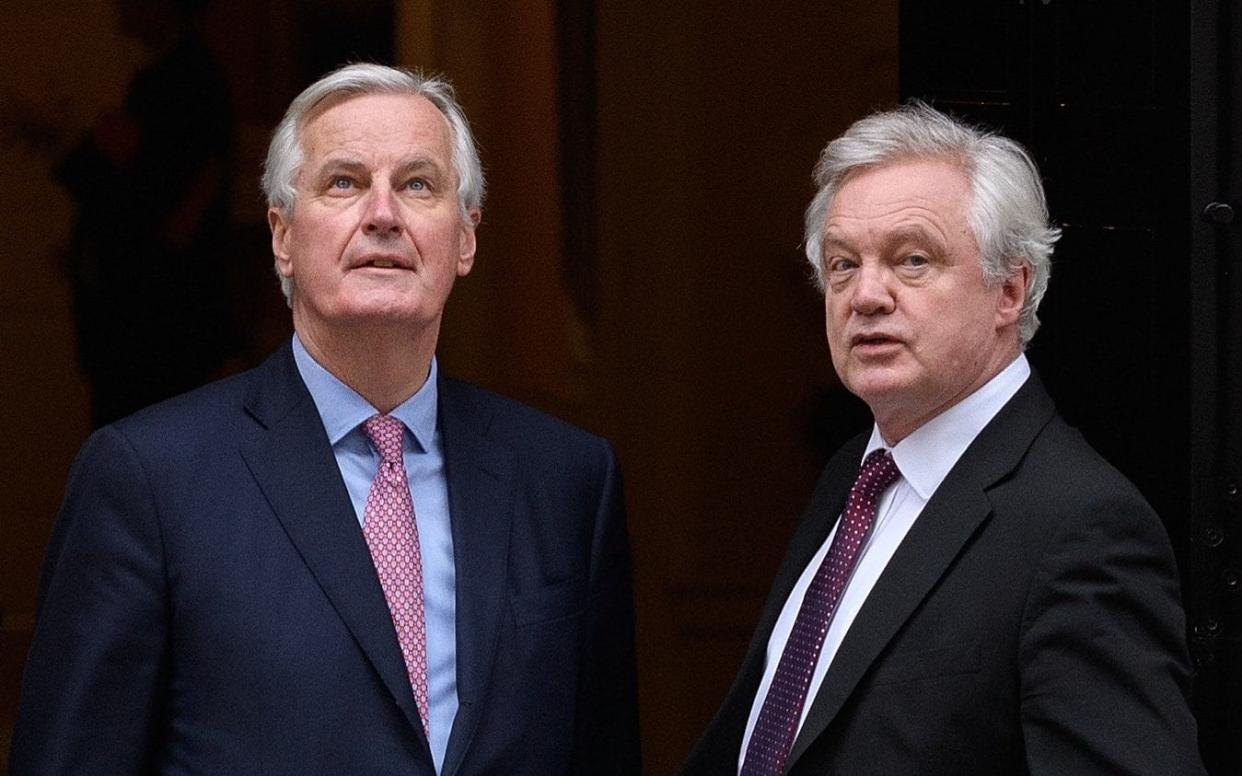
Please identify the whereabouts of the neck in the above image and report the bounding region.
[294,315,438,413]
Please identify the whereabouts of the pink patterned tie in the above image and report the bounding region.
[362,414,430,735]
[741,448,901,775]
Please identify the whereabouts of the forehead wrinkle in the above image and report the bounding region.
[299,94,453,164]
[822,208,950,254]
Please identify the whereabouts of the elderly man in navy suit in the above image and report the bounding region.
[682,103,1205,775]
[12,63,639,775]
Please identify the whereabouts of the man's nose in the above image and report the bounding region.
[362,184,401,235]
[850,264,896,315]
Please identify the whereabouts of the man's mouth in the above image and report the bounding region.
[353,255,410,270]
[851,333,900,347]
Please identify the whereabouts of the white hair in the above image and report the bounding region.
[261,63,485,303]
[804,101,1060,345]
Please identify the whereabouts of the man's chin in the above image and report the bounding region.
[841,366,913,401]
[844,377,928,428]
[299,303,440,334]
[335,290,438,322]
[347,307,438,328]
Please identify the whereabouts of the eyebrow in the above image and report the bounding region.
[883,224,947,253]
[821,223,948,255]
[310,155,448,182]
[311,158,367,179]
[820,233,856,254]
[393,156,448,180]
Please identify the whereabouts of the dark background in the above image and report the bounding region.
[0,1,1236,773]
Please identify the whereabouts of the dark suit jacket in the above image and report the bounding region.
[11,343,639,775]
[683,373,1203,775]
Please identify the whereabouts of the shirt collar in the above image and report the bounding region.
[291,333,439,453]
[864,354,1030,500]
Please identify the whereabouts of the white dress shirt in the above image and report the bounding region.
[738,355,1031,770]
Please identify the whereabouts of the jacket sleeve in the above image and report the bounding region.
[10,426,169,775]
[569,440,642,774]
[1018,492,1206,775]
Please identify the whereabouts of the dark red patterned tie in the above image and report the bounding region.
[362,414,430,736]
[740,448,900,775]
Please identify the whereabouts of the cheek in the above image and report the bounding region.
[311,217,350,248]
[824,321,850,368]
[822,313,839,339]
[824,295,848,329]
[921,307,987,365]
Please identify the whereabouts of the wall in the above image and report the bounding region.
[591,3,897,767]
[0,3,132,759]
[0,2,898,769]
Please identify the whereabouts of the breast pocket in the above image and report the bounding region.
[509,578,587,627]
[869,641,982,686]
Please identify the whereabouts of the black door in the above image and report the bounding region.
[900,1,1240,771]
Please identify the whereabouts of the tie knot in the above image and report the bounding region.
[857,448,901,495]
[363,414,406,464]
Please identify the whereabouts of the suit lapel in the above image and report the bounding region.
[741,435,868,698]
[437,379,516,776]
[786,474,993,768]
[237,344,432,748]
[685,436,866,772]
[785,374,1057,771]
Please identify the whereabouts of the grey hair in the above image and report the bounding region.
[262,63,486,302]
[803,101,1060,345]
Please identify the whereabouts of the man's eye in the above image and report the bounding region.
[329,177,353,190]
[828,257,858,273]
[405,178,428,192]
[904,254,929,267]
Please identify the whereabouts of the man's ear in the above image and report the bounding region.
[269,207,294,281]
[997,262,1030,328]
[456,208,481,277]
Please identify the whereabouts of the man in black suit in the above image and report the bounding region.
[682,103,1204,775]
[11,64,639,775]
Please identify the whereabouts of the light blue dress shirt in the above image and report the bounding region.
[292,335,457,773]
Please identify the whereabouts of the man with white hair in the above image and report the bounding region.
[12,64,639,775]
[682,103,1204,775]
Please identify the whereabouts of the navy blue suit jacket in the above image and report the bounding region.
[11,343,639,775]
